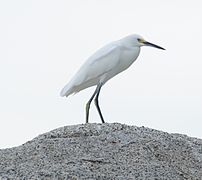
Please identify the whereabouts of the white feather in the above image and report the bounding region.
[60,35,143,97]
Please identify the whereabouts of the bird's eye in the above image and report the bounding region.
[137,38,141,42]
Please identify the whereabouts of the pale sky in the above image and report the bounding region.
[0,0,202,148]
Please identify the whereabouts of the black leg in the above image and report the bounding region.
[94,84,105,123]
[86,86,99,123]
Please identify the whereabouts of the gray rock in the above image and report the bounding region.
[0,123,202,179]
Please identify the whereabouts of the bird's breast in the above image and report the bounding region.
[118,47,140,71]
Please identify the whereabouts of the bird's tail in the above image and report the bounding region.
[60,83,74,97]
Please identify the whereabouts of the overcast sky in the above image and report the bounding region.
[0,0,202,148]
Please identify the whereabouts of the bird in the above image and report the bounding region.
[60,34,165,123]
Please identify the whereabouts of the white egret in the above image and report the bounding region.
[60,34,165,123]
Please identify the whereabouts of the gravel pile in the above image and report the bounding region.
[0,123,202,179]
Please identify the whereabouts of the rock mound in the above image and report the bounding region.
[0,123,202,179]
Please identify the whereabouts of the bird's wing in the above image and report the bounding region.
[76,43,121,84]
[60,43,121,97]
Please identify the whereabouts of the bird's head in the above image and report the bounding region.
[124,34,165,50]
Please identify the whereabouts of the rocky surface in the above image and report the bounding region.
[0,123,202,179]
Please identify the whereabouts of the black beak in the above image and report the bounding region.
[144,41,165,50]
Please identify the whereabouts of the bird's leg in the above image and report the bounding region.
[86,87,98,123]
[94,83,105,123]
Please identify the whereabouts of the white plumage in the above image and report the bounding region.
[60,34,165,123]
[60,35,140,97]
